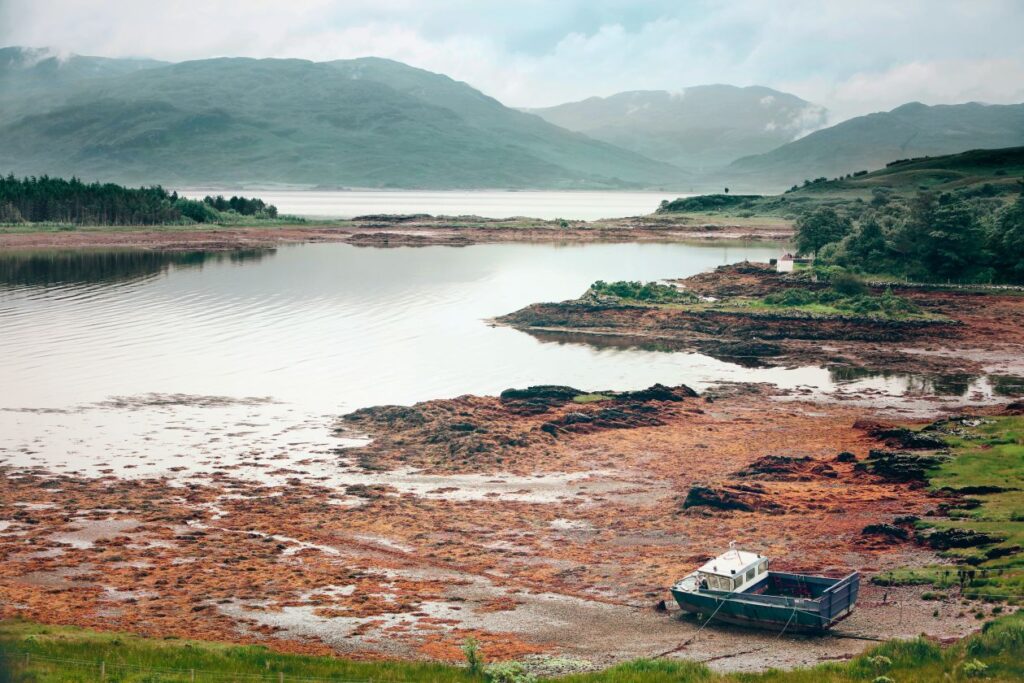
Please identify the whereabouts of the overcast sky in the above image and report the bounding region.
[1,0,1022,123]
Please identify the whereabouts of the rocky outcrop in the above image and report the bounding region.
[855,450,950,482]
[339,383,700,469]
[854,420,947,450]
[916,527,1003,550]
[862,523,911,541]
[681,483,781,513]
[735,454,838,481]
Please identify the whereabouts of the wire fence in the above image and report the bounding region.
[0,649,374,682]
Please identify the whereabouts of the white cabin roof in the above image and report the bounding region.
[698,549,763,577]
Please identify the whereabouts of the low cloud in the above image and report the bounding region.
[1,0,1021,122]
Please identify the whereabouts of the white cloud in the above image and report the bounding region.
[0,0,1022,122]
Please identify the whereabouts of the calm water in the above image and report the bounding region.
[0,242,1013,478]
[177,189,682,220]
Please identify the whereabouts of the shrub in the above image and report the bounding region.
[589,280,696,304]
[968,615,1024,655]
[763,288,817,307]
[485,661,537,683]
[829,270,868,296]
[962,658,990,678]
[462,637,483,676]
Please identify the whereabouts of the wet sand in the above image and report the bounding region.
[0,214,792,252]
[0,388,1001,672]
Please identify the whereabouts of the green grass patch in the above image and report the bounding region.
[879,416,1024,603]
[4,613,1024,682]
[572,394,611,404]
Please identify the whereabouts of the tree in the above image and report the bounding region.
[897,192,984,281]
[988,195,1024,283]
[794,207,852,257]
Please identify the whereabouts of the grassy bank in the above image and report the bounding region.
[585,279,946,323]
[3,615,1024,682]
[874,415,1024,602]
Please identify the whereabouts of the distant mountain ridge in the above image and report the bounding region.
[725,101,1024,191]
[528,85,828,172]
[2,47,1023,193]
[0,48,688,190]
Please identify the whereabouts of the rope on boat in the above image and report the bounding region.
[776,606,798,640]
[653,590,736,658]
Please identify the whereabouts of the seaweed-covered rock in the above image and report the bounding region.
[916,527,1002,550]
[540,405,665,436]
[854,419,947,450]
[499,385,583,414]
[862,523,910,541]
[682,483,780,512]
[855,450,950,482]
[613,383,698,402]
[736,455,837,480]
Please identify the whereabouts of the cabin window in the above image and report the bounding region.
[746,568,756,583]
[758,560,768,574]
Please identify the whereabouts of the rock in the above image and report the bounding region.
[1003,399,1024,415]
[916,527,1002,550]
[735,455,837,480]
[540,405,665,437]
[500,385,583,414]
[854,419,947,450]
[681,483,780,512]
[613,383,698,402]
[855,450,950,482]
[835,451,858,463]
[862,523,910,541]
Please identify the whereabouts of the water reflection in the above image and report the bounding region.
[0,249,275,287]
[828,367,1024,398]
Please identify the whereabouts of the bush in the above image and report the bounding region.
[485,661,537,683]
[829,270,867,296]
[589,280,696,304]
[962,658,990,678]
[462,637,483,676]
[763,288,817,307]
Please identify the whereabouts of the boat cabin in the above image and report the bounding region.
[695,548,768,593]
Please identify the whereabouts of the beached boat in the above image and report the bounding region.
[670,544,859,633]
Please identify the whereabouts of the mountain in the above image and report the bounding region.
[528,85,827,173]
[0,50,689,190]
[726,102,1024,192]
[0,47,166,123]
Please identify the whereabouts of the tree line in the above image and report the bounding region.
[795,184,1024,284]
[0,175,277,225]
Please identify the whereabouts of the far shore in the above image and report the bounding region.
[0,213,793,251]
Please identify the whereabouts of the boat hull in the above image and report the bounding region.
[670,571,859,634]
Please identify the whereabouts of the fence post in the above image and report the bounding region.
[100,660,106,680]
[24,652,30,666]
[279,672,284,683]
[191,668,196,682]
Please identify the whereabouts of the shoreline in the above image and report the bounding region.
[0,214,793,251]
[0,381,1010,672]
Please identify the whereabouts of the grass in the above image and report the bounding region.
[572,394,611,404]
[0,620,475,683]
[3,614,1024,682]
[874,416,1024,603]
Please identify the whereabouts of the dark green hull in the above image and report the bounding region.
[671,571,859,633]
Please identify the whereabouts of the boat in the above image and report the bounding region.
[670,544,859,633]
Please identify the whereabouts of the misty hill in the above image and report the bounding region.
[0,50,688,190]
[726,102,1024,192]
[528,85,827,172]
